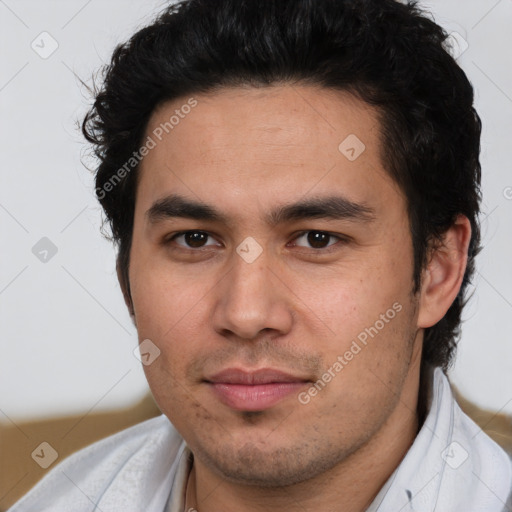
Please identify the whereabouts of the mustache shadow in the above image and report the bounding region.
[186,338,324,380]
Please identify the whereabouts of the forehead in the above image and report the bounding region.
[136,84,403,224]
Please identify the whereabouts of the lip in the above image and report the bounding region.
[205,368,310,411]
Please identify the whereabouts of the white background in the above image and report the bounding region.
[1,0,511,423]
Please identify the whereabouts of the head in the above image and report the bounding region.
[83,0,481,488]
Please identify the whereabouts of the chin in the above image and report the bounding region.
[192,436,350,488]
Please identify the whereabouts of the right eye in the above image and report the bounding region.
[166,230,222,249]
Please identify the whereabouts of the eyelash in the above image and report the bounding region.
[164,230,349,252]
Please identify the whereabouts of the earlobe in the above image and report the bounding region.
[417,215,472,329]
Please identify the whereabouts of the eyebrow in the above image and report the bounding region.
[146,193,376,227]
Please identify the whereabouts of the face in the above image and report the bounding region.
[128,85,422,486]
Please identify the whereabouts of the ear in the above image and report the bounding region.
[116,258,136,324]
[417,215,472,329]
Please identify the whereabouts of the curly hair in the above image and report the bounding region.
[82,0,482,371]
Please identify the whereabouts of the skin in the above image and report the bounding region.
[122,84,471,511]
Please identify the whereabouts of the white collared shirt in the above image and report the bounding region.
[9,368,512,512]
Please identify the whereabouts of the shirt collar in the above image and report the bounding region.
[368,366,512,511]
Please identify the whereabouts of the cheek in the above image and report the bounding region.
[307,262,415,375]
[131,268,215,380]
[305,304,416,423]
[130,257,208,337]
[310,265,408,334]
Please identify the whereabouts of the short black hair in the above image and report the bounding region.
[82,0,482,371]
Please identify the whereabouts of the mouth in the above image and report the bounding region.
[204,368,311,411]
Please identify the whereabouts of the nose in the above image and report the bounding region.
[211,245,294,341]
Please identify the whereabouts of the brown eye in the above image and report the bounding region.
[170,231,219,249]
[294,231,340,249]
[307,231,330,248]
[184,231,208,248]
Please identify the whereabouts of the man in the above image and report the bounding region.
[9,0,512,510]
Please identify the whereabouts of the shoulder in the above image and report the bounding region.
[441,374,512,509]
[452,397,512,491]
[8,415,186,512]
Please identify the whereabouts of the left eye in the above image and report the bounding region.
[170,231,220,249]
[292,231,342,249]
